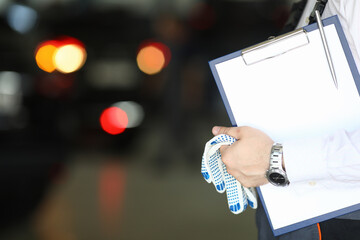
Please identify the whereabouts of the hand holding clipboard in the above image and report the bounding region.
[209,15,360,235]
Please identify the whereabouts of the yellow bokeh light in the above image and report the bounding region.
[35,44,57,73]
[136,46,165,75]
[54,44,87,74]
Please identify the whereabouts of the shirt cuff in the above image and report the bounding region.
[283,135,329,183]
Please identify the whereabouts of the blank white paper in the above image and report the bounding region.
[214,23,360,232]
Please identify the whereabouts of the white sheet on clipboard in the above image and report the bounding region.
[211,17,360,235]
[215,23,360,142]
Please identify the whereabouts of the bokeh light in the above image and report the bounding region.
[55,44,87,73]
[7,4,38,34]
[0,71,22,116]
[0,71,21,95]
[137,45,164,75]
[98,161,126,230]
[35,37,87,74]
[100,107,129,135]
[136,41,171,75]
[112,101,144,128]
[35,41,58,73]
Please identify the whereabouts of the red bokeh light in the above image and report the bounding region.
[56,36,85,48]
[100,107,129,135]
[98,161,126,230]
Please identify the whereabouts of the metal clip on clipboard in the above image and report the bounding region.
[241,28,309,65]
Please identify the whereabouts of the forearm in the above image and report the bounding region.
[284,128,360,183]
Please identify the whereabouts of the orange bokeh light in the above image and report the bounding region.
[100,107,129,135]
[35,42,58,73]
[136,41,171,75]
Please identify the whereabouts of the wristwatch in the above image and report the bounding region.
[266,143,290,187]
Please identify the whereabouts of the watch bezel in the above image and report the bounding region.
[266,168,290,187]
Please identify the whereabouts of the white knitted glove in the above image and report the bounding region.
[201,134,257,214]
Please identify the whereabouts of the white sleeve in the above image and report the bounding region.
[283,129,360,183]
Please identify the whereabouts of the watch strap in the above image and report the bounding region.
[269,143,284,170]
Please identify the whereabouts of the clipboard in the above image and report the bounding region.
[209,15,360,236]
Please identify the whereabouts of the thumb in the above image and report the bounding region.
[212,126,244,139]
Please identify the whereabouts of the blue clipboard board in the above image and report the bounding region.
[209,15,360,236]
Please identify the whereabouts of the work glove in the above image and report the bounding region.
[201,134,257,214]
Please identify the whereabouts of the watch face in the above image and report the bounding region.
[269,172,286,185]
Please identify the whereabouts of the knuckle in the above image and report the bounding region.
[234,127,242,136]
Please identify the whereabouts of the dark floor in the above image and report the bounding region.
[0,112,258,240]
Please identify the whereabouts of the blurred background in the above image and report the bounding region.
[0,0,298,239]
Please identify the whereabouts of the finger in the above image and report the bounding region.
[208,149,225,193]
[244,187,258,209]
[212,126,245,139]
[218,145,229,163]
[222,162,248,214]
[208,134,235,156]
[208,141,230,156]
[201,156,211,183]
[219,145,229,153]
[212,126,226,136]
[202,140,215,183]
[202,134,238,193]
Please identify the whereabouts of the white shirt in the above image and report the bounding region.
[284,0,360,184]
